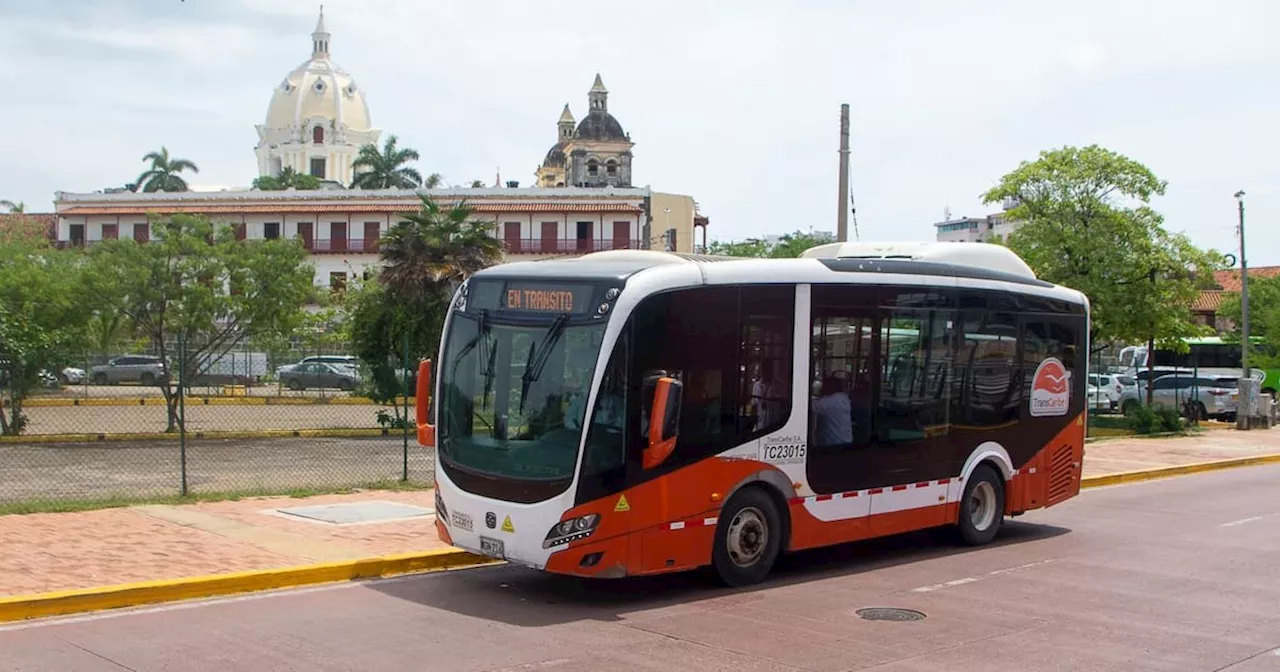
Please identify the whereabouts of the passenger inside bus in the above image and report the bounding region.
[811,373,853,448]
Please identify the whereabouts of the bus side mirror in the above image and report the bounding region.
[416,359,435,447]
[643,377,682,470]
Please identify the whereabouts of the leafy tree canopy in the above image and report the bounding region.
[708,230,835,258]
[136,146,199,193]
[350,135,422,189]
[1218,274,1280,369]
[253,167,321,191]
[981,144,1224,351]
[84,214,315,430]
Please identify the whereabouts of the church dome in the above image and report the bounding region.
[543,143,567,166]
[263,9,372,132]
[574,111,627,142]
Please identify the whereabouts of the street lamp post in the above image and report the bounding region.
[1235,191,1249,384]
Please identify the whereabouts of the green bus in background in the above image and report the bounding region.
[1117,336,1279,395]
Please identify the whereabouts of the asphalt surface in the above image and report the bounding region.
[3,465,1279,672]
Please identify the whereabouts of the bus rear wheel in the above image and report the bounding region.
[711,488,782,587]
[957,465,1004,546]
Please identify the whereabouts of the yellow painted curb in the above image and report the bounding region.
[1081,452,1280,489]
[0,428,394,444]
[0,548,497,623]
[25,396,414,408]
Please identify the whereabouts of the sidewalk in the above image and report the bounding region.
[3,428,1278,599]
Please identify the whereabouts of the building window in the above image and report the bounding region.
[313,125,325,144]
[606,160,617,176]
[587,160,599,177]
[101,223,118,240]
[69,224,85,247]
[329,272,347,294]
[310,157,326,178]
[264,222,280,240]
[133,223,150,243]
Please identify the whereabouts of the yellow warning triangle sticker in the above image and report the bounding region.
[500,515,515,533]
[614,495,630,512]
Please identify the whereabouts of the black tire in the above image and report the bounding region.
[140,372,156,386]
[92,373,108,386]
[339,379,355,392]
[957,465,1005,546]
[287,379,304,391]
[711,487,783,587]
[1195,402,1208,421]
[59,374,71,385]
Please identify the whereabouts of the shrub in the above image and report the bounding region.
[1126,404,1185,434]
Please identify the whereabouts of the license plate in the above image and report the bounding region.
[450,511,473,532]
[479,536,505,559]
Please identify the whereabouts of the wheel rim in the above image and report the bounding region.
[969,481,997,532]
[726,506,768,568]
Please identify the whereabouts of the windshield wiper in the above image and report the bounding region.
[519,313,570,412]
[448,310,496,408]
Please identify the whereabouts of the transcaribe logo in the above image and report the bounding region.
[1030,357,1070,417]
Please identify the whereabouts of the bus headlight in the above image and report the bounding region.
[543,513,600,549]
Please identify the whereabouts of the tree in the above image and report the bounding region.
[84,214,315,431]
[981,145,1222,353]
[707,230,835,258]
[1,200,24,213]
[378,195,504,298]
[350,195,503,423]
[423,173,443,189]
[1218,274,1280,369]
[469,180,485,188]
[135,147,199,193]
[252,167,321,191]
[350,135,423,189]
[0,236,88,434]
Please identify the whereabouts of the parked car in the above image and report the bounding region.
[58,367,86,385]
[1085,384,1111,411]
[1089,372,1140,413]
[278,362,360,391]
[275,355,359,380]
[1146,373,1239,421]
[88,355,168,385]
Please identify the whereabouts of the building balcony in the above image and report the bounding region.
[304,238,379,253]
[502,238,643,254]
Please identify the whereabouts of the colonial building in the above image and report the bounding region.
[535,75,634,189]
[254,8,379,186]
[50,187,701,289]
[933,199,1022,243]
[44,9,709,289]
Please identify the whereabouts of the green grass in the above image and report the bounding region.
[0,479,433,516]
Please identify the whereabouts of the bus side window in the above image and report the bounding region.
[580,331,628,477]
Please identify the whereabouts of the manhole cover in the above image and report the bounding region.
[276,500,434,525]
[856,607,926,622]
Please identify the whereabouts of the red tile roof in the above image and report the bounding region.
[1191,290,1225,313]
[1213,266,1280,292]
[0,213,56,240]
[59,203,642,216]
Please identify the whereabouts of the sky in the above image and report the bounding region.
[1,0,1277,262]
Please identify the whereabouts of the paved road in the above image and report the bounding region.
[3,465,1279,672]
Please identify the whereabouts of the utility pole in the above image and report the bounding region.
[1236,190,1250,386]
[837,104,850,243]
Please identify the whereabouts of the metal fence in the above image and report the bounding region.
[0,334,434,510]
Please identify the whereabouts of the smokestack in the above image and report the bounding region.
[837,104,850,243]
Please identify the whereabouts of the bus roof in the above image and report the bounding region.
[469,248,1086,306]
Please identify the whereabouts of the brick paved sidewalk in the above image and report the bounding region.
[2,428,1277,598]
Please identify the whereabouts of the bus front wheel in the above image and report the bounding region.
[957,465,1005,546]
[711,488,782,587]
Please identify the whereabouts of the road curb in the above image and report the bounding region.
[0,428,397,444]
[1081,452,1280,489]
[0,548,496,624]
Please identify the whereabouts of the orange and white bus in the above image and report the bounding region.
[416,241,1089,586]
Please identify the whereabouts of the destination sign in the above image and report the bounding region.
[499,282,595,314]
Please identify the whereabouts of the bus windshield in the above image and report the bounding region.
[437,310,607,487]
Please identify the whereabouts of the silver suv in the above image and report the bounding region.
[1147,373,1238,421]
[89,355,168,386]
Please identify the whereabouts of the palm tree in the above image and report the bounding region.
[469,180,485,188]
[0,200,24,213]
[252,167,321,191]
[350,135,422,189]
[423,173,443,189]
[135,147,199,192]
[378,194,503,299]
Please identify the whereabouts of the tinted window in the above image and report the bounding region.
[879,308,952,443]
[953,310,1020,427]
